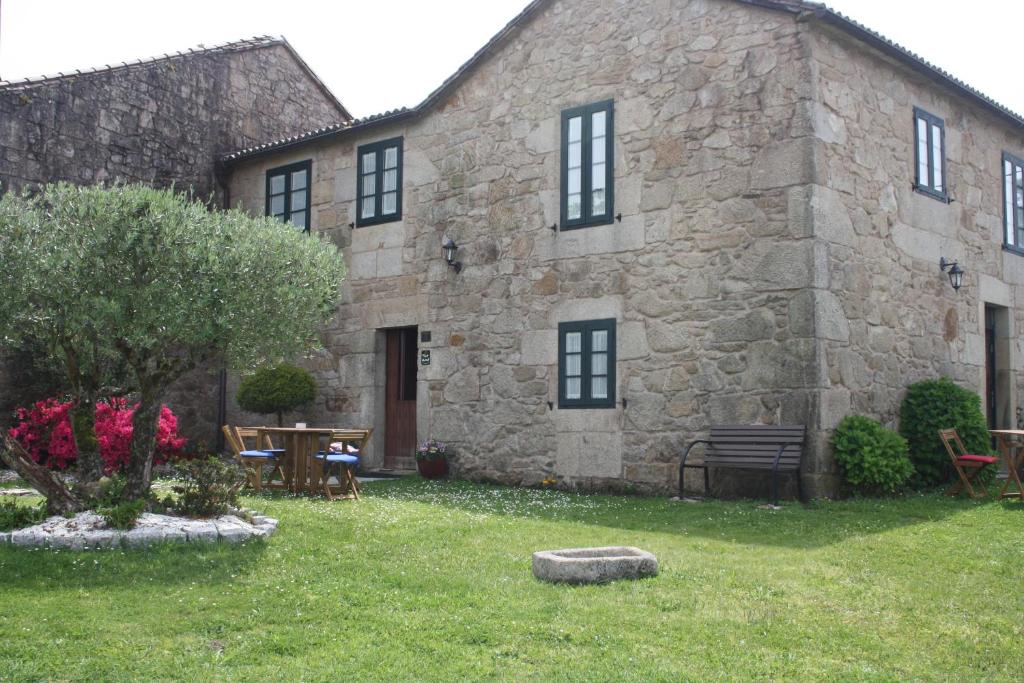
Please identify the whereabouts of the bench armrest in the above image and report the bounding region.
[681,439,712,466]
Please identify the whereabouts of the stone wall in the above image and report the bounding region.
[806,22,1024,457]
[227,0,825,494]
[0,38,345,200]
[0,38,348,445]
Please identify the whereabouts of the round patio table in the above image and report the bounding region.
[988,430,1024,500]
[254,427,336,495]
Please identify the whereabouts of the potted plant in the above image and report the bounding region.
[415,439,450,479]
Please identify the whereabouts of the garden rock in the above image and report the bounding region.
[532,546,658,584]
[2,509,277,550]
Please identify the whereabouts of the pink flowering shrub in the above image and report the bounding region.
[8,398,77,469]
[8,397,187,472]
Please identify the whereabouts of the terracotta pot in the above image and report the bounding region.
[416,458,448,479]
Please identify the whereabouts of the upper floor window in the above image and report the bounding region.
[1003,152,1024,250]
[913,107,947,201]
[561,100,614,230]
[558,318,616,409]
[356,137,403,227]
[265,160,311,231]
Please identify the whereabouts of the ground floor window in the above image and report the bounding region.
[558,319,616,408]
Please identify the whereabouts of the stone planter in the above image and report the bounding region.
[532,546,658,584]
[416,458,448,479]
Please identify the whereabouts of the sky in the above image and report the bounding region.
[1,0,1022,119]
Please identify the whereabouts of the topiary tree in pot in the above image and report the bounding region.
[236,364,317,427]
[0,183,346,511]
[899,377,991,487]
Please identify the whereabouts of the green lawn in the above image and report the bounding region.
[1,478,1022,681]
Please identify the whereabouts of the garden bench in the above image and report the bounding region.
[679,425,806,505]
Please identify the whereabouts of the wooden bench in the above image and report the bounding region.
[679,425,806,505]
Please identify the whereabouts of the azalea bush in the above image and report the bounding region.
[8,397,186,473]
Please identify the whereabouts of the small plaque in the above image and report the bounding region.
[420,350,431,366]
[420,330,432,342]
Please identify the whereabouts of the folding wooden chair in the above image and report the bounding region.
[313,428,373,501]
[938,428,999,499]
[222,425,286,492]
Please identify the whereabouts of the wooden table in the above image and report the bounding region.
[254,427,336,495]
[988,430,1024,500]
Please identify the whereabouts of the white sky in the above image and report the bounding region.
[1,0,1022,119]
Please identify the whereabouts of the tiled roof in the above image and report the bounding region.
[221,0,1024,165]
[0,35,352,121]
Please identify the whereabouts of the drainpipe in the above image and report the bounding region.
[213,161,230,453]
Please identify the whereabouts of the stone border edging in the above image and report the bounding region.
[0,510,278,550]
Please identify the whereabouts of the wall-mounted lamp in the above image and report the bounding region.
[442,237,462,274]
[939,256,964,292]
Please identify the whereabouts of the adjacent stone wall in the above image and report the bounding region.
[0,39,348,445]
[0,39,344,200]
[228,0,824,494]
[806,23,1024,459]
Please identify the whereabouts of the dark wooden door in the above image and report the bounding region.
[385,327,417,469]
[985,308,997,429]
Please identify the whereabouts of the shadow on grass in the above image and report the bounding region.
[357,477,994,550]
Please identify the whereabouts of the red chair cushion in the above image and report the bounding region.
[957,454,998,464]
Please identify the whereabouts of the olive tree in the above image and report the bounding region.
[0,184,346,509]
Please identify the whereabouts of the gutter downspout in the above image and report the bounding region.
[213,161,230,453]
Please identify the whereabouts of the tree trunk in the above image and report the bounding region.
[1,434,85,515]
[277,411,283,428]
[71,398,104,485]
[123,394,161,500]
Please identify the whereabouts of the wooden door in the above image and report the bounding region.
[385,327,418,469]
[985,308,997,429]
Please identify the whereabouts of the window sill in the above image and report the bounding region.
[355,215,402,228]
[557,402,617,410]
[559,215,616,231]
[1001,244,1024,257]
[912,185,950,203]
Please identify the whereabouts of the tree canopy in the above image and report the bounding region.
[0,183,346,503]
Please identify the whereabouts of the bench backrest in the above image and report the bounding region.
[706,425,806,470]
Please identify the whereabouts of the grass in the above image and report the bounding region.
[1,478,1022,681]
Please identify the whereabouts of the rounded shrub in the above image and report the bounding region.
[832,415,914,494]
[236,364,317,427]
[899,377,991,487]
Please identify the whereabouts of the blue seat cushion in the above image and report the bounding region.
[240,450,275,458]
[262,448,286,455]
[314,452,359,465]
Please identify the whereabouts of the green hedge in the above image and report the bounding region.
[899,377,990,487]
[832,415,914,494]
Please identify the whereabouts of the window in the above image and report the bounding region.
[1003,152,1024,251]
[913,107,947,201]
[561,100,614,229]
[265,160,311,231]
[558,319,616,409]
[356,137,403,226]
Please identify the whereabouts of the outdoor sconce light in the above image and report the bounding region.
[442,237,462,274]
[939,256,964,292]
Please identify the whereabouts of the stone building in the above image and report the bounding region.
[220,0,1024,497]
[0,36,351,441]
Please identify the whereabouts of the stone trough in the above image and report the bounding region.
[532,546,658,584]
